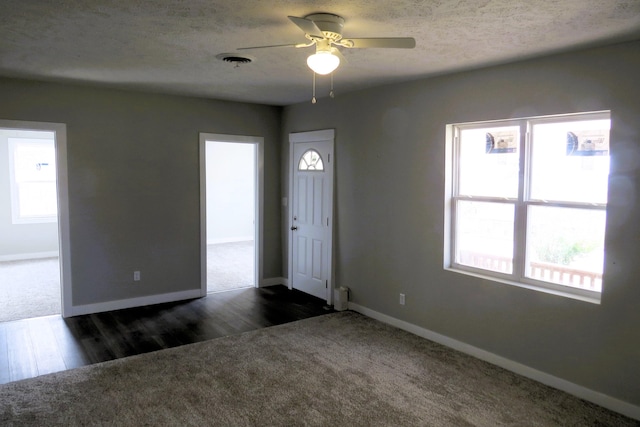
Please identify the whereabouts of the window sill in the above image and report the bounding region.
[444,267,601,305]
[12,216,57,225]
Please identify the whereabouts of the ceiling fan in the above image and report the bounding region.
[238,13,416,102]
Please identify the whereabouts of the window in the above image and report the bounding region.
[446,111,610,302]
[298,149,324,171]
[8,136,58,223]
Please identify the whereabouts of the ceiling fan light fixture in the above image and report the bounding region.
[306,51,340,75]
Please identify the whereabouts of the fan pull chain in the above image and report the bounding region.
[329,73,335,98]
[311,72,317,104]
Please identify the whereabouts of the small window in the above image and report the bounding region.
[298,149,324,171]
[8,137,58,224]
[446,111,610,302]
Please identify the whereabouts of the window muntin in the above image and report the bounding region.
[448,111,610,300]
[298,149,324,171]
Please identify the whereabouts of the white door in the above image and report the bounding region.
[289,130,334,302]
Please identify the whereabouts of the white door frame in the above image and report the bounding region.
[288,129,335,305]
[0,119,72,317]
[199,133,264,295]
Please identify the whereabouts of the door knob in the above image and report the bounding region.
[291,226,298,231]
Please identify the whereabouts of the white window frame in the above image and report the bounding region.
[7,136,58,224]
[444,111,610,304]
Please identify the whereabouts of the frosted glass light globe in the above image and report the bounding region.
[307,51,340,75]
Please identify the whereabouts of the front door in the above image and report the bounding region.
[289,130,334,302]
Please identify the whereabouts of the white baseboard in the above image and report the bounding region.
[348,302,640,421]
[0,251,59,262]
[67,289,203,317]
[259,277,286,287]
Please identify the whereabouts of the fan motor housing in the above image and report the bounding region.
[305,13,344,41]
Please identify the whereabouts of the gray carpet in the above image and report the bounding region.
[207,241,255,293]
[0,258,61,322]
[0,311,636,426]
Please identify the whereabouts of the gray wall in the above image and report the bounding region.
[0,132,59,257]
[282,41,640,406]
[0,78,281,306]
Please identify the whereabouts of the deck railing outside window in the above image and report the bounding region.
[459,251,602,291]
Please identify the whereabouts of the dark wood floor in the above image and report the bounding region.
[0,285,332,385]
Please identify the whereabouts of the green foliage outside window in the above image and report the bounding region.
[535,236,597,265]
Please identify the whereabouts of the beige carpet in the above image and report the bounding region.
[0,242,252,323]
[207,241,255,293]
[0,258,60,322]
[0,311,636,426]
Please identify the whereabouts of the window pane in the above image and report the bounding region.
[11,138,57,182]
[8,137,58,222]
[18,182,58,217]
[298,149,324,171]
[458,126,519,198]
[455,200,514,274]
[530,119,610,204]
[526,206,605,292]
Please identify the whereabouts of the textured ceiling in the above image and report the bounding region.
[1,0,639,106]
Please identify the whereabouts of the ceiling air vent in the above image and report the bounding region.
[216,53,254,66]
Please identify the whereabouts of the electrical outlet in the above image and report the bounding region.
[399,293,405,305]
[134,271,141,281]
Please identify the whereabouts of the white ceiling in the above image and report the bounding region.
[1,0,639,106]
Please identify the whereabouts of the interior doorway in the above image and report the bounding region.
[0,121,70,321]
[199,134,263,294]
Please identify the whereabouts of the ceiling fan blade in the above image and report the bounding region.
[331,48,347,64]
[288,16,325,38]
[237,43,299,50]
[342,37,416,49]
